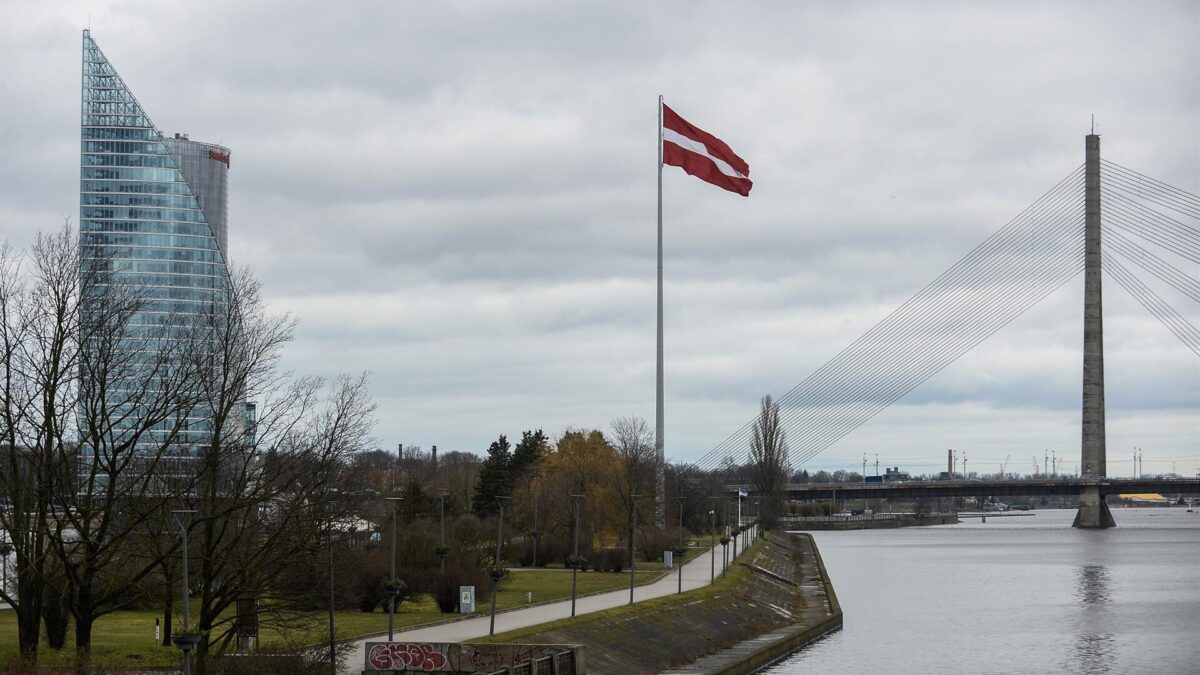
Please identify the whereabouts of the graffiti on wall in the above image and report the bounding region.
[366,642,450,672]
[364,641,569,673]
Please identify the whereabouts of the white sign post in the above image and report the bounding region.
[460,585,476,613]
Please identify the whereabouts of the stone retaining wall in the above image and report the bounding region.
[484,532,838,675]
[659,533,841,675]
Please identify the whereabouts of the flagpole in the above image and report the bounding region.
[655,94,666,528]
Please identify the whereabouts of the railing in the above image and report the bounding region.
[778,512,960,523]
[779,513,901,522]
[489,648,576,675]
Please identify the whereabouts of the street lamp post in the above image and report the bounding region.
[676,497,687,594]
[628,494,639,605]
[569,493,583,617]
[530,489,540,569]
[488,496,510,636]
[170,510,198,675]
[326,510,339,675]
[708,509,716,583]
[384,496,404,641]
[436,490,449,574]
[724,499,732,561]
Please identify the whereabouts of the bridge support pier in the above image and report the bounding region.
[1072,485,1115,529]
[1073,133,1114,529]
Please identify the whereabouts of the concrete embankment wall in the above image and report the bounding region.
[485,532,839,675]
[782,513,958,530]
[660,533,842,675]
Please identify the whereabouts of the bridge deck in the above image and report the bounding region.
[726,478,1200,500]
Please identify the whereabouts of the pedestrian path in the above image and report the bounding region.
[340,525,759,674]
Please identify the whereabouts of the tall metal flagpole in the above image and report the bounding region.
[655,94,666,528]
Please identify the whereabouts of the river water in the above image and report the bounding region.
[768,508,1200,675]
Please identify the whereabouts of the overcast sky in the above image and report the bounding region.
[2,1,1197,476]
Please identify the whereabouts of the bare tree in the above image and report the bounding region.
[1,230,380,671]
[181,267,376,670]
[749,395,789,527]
[609,416,657,556]
[0,228,81,663]
[0,226,211,664]
[50,234,208,662]
[664,462,721,532]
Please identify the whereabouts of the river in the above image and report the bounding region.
[768,508,1200,675]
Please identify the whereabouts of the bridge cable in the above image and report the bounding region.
[691,169,1087,471]
[773,216,1086,467]
[783,248,1085,469]
[1101,161,1200,219]
[696,181,1089,470]
[1102,174,1200,221]
[1102,202,1200,265]
[696,213,1089,468]
[1101,159,1200,206]
[1101,178,1200,235]
[1102,226,1200,303]
[1103,251,1200,356]
[691,162,1199,475]
[1101,186,1200,255]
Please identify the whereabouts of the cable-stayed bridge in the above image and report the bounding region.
[689,134,1199,528]
[777,478,1200,502]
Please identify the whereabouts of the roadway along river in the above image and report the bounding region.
[768,508,1200,675]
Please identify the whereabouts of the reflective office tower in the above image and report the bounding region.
[79,30,233,457]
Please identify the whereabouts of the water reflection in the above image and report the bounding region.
[1074,565,1110,605]
[1072,565,1113,673]
[1072,632,1115,674]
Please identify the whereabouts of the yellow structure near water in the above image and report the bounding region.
[1117,493,1168,503]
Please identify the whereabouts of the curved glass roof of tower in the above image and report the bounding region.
[80,30,230,455]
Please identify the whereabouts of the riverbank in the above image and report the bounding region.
[479,531,840,675]
[780,513,958,530]
[660,532,842,675]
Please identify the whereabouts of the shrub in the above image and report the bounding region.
[595,548,626,573]
[517,538,558,568]
[430,566,489,613]
[793,502,831,517]
[638,529,673,563]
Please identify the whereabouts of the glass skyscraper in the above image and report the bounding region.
[79,30,232,455]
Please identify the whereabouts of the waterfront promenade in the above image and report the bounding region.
[340,526,759,674]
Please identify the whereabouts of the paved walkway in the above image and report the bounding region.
[340,525,758,674]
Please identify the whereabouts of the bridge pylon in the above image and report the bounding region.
[1073,132,1116,529]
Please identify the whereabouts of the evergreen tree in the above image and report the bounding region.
[399,478,431,525]
[510,429,548,480]
[473,435,512,517]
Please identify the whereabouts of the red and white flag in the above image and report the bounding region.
[661,103,752,196]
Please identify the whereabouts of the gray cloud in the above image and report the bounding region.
[1,0,1197,472]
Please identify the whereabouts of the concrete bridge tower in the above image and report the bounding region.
[1073,133,1116,529]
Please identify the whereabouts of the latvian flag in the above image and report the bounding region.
[662,103,753,196]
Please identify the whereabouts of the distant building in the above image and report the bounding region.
[79,30,236,460]
[884,466,910,482]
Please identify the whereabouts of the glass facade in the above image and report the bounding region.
[80,30,231,455]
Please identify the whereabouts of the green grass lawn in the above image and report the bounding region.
[0,567,664,669]
[477,536,766,645]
